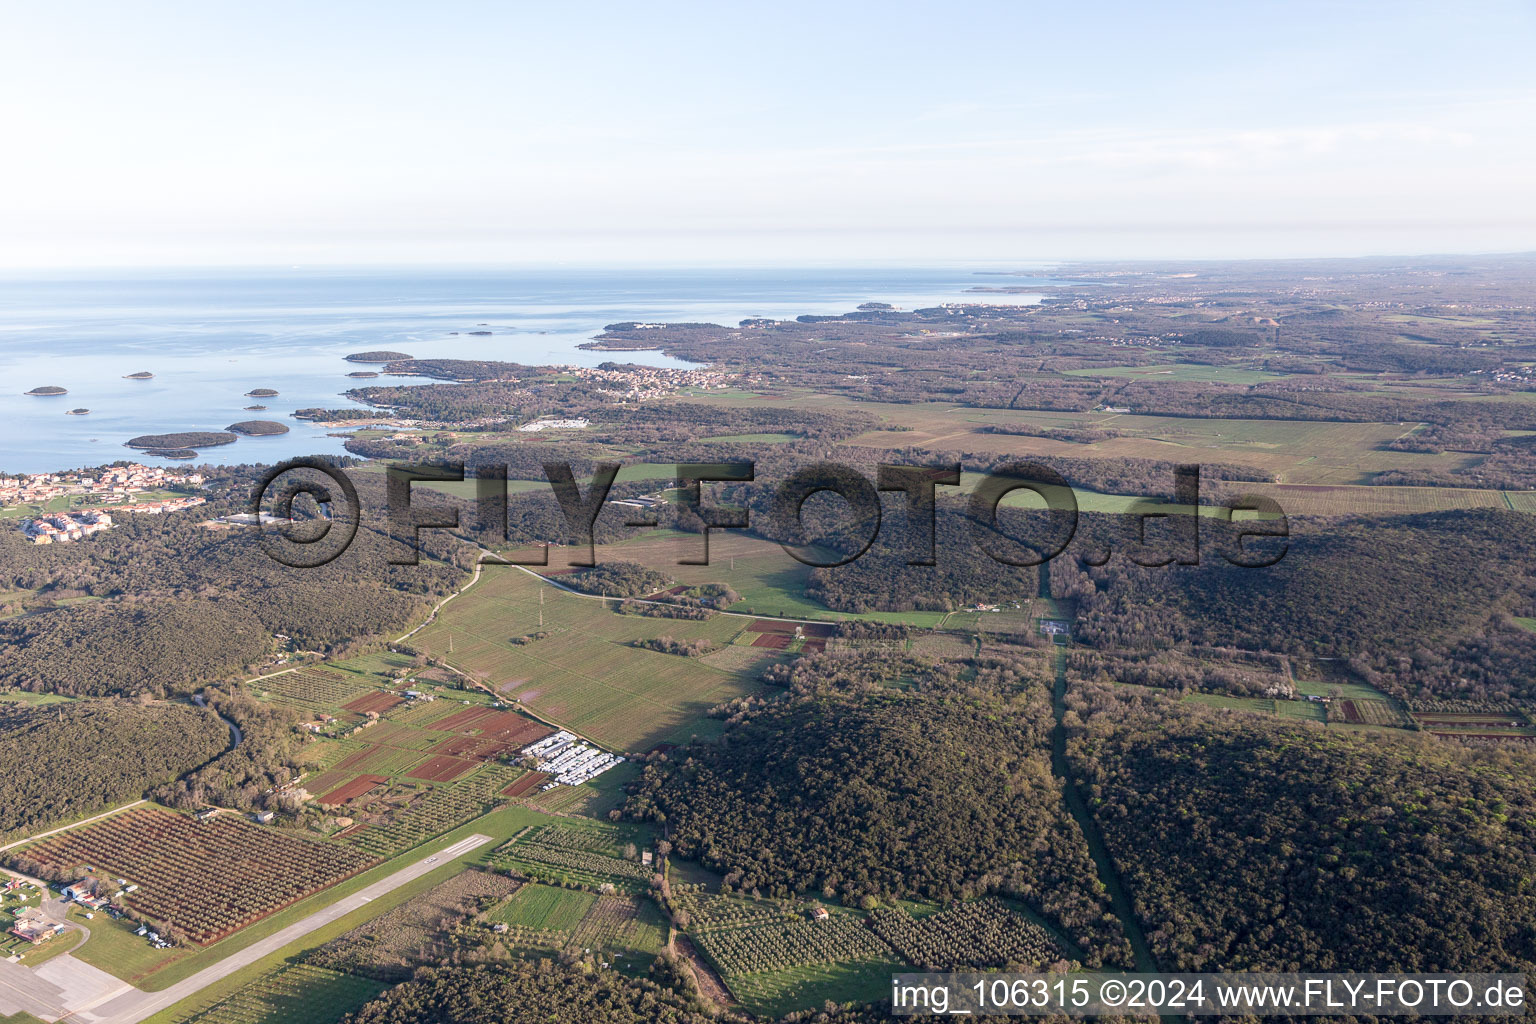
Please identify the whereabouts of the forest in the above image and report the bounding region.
[624,651,1130,966]
[0,467,466,696]
[1065,685,1536,974]
[0,699,228,839]
[1053,511,1536,700]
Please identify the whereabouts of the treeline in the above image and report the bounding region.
[633,636,714,657]
[0,699,227,840]
[153,685,307,814]
[625,651,1131,965]
[560,561,672,598]
[1066,685,1536,974]
[346,961,720,1024]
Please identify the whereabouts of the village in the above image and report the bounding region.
[0,463,204,507]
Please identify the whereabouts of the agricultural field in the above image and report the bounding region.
[1213,482,1511,517]
[490,823,654,894]
[724,958,904,1020]
[1335,699,1414,727]
[384,698,463,726]
[671,892,802,932]
[1182,692,1327,723]
[343,765,521,858]
[308,868,519,980]
[482,885,666,967]
[692,913,896,984]
[10,808,375,945]
[167,962,383,1024]
[486,884,595,932]
[250,669,371,711]
[1062,363,1286,385]
[825,397,1438,485]
[867,898,1061,970]
[407,566,765,751]
[1410,709,1536,739]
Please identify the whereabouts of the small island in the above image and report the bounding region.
[123,371,155,379]
[143,448,198,460]
[346,370,379,378]
[26,386,68,396]
[346,350,413,363]
[226,420,290,436]
[66,408,91,415]
[125,431,237,449]
[245,388,279,397]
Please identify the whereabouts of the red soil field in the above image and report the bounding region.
[344,691,405,715]
[320,773,389,804]
[501,772,550,797]
[407,755,479,782]
[751,633,792,649]
[1340,701,1364,724]
[802,639,826,652]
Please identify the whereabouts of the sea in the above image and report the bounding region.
[0,266,1059,475]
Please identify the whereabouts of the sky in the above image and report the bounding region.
[2,0,1535,267]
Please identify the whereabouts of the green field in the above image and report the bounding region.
[726,958,905,1019]
[408,564,766,750]
[487,884,596,931]
[164,963,382,1024]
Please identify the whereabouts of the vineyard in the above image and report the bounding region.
[868,899,1060,970]
[253,669,369,710]
[571,895,667,956]
[171,963,383,1024]
[12,808,375,944]
[344,766,519,858]
[385,698,462,726]
[491,824,653,893]
[692,915,894,978]
[486,883,595,933]
[482,886,666,962]
[308,868,518,981]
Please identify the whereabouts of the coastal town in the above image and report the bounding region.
[4,463,208,543]
[0,463,204,507]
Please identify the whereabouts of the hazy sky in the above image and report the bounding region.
[3,1,1535,266]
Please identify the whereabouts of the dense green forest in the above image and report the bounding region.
[1054,511,1536,700]
[153,685,307,814]
[347,961,720,1024]
[0,468,466,696]
[0,699,227,839]
[625,652,1130,965]
[1066,686,1536,973]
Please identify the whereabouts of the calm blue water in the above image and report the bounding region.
[0,267,1057,474]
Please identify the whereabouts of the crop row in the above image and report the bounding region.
[694,915,892,978]
[17,809,373,944]
[178,962,382,1024]
[345,767,517,857]
[868,899,1059,971]
[671,892,801,932]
